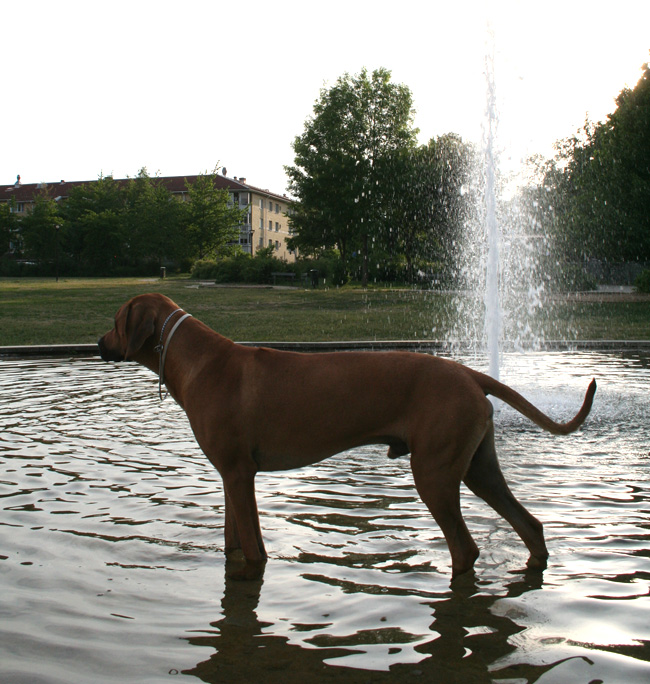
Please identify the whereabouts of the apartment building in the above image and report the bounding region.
[224,175,295,261]
[1,172,296,261]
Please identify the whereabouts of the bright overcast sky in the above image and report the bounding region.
[3,0,649,194]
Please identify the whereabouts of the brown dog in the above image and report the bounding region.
[98,293,596,580]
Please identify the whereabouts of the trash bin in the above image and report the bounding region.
[309,269,318,288]
[160,267,166,279]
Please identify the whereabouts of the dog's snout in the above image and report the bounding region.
[98,334,124,362]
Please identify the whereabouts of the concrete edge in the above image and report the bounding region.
[2,339,650,358]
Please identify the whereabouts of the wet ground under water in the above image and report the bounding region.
[1,351,649,683]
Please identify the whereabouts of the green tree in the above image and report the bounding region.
[383,134,476,281]
[554,61,650,262]
[62,174,127,274]
[124,168,183,266]
[183,171,246,260]
[516,154,575,278]
[19,189,62,265]
[0,199,18,256]
[286,67,418,285]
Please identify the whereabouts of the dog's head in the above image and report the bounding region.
[98,293,175,362]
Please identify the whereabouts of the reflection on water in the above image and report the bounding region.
[0,352,649,683]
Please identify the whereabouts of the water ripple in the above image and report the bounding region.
[1,352,649,682]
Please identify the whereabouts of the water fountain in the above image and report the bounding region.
[483,45,501,381]
[450,39,557,375]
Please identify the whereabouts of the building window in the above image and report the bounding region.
[275,203,280,213]
[275,222,279,232]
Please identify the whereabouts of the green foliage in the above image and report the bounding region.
[286,67,478,287]
[211,254,254,283]
[19,191,61,263]
[635,269,650,293]
[241,253,291,284]
[190,250,352,287]
[0,199,18,256]
[61,174,130,274]
[124,168,184,265]
[286,67,418,285]
[190,259,220,280]
[2,167,247,277]
[383,134,476,281]
[183,171,246,260]
[191,251,293,284]
[551,62,650,262]
[296,253,348,286]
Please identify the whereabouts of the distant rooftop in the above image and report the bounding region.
[1,172,292,204]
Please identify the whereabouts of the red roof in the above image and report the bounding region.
[1,174,291,204]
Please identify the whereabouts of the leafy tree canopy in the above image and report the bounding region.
[183,170,247,260]
[383,134,476,279]
[552,60,650,261]
[19,189,61,264]
[0,199,18,256]
[8,167,247,275]
[286,67,418,283]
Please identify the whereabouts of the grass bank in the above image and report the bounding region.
[1,277,649,347]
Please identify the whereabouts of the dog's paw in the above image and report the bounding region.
[526,553,548,571]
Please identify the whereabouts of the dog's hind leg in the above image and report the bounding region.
[410,446,480,578]
[463,423,548,570]
[224,489,241,555]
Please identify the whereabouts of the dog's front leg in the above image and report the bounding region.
[222,472,267,581]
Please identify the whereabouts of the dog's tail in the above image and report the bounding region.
[471,371,597,435]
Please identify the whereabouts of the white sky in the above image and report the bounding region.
[3,0,649,195]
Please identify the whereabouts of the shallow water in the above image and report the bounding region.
[0,351,648,683]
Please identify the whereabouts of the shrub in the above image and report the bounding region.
[634,269,650,293]
[241,253,291,284]
[190,259,219,280]
[294,253,348,286]
[192,252,294,284]
[191,250,355,286]
[213,253,251,283]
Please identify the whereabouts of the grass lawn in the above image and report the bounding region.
[1,277,649,346]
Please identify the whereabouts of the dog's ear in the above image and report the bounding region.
[124,303,155,360]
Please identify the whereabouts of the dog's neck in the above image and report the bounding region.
[135,310,237,409]
[154,309,193,401]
